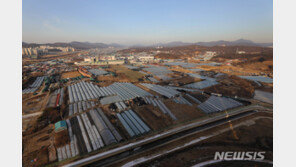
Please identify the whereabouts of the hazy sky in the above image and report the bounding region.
[23,0,273,45]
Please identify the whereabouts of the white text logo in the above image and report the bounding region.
[214,151,265,160]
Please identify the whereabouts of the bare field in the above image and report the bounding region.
[164,99,205,122]
[22,93,49,115]
[162,75,201,86]
[108,65,145,82]
[132,104,174,131]
[200,59,273,77]
[60,71,81,79]
[22,124,54,167]
[239,60,273,74]
[97,74,128,82]
[204,75,256,98]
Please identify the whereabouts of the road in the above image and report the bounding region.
[191,159,273,167]
[22,112,42,119]
[118,115,272,167]
[63,104,269,167]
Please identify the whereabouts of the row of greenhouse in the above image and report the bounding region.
[30,76,46,88]
[116,110,151,137]
[142,66,173,81]
[172,96,193,106]
[100,82,152,105]
[115,101,127,111]
[140,83,180,98]
[22,76,46,93]
[68,101,97,116]
[57,108,122,161]
[139,71,148,75]
[185,93,202,104]
[165,86,198,92]
[109,82,152,100]
[57,120,79,161]
[155,74,172,81]
[68,81,115,103]
[88,69,108,76]
[147,77,159,83]
[239,76,273,83]
[143,97,177,120]
[197,96,242,114]
[184,79,219,89]
[68,82,153,105]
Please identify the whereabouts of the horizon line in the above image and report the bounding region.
[22,38,273,46]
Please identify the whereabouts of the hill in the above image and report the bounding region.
[22,41,123,49]
[152,39,272,48]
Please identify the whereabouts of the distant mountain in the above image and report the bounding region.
[195,39,272,47]
[23,39,273,49]
[22,41,123,49]
[153,41,192,47]
[152,39,272,48]
[64,41,109,49]
[22,42,40,48]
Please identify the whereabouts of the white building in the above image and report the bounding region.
[237,51,246,54]
[201,51,216,61]
[137,55,154,62]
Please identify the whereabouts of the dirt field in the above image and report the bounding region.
[165,76,202,86]
[60,71,81,79]
[239,60,273,75]
[257,83,273,93]
[132,104,174,131]
[200,65,258,76]
[97,74,128,83]
[22,93,49,115]
[164,99,205,123]
[204,75,256,98]
[170,67,195,74]
[22,124,54,167]
[95,80,115,87]
[200,59,273,77]
[108,65,145,82]
[136,83,163,96]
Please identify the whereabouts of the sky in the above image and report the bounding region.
[23,0,273,45]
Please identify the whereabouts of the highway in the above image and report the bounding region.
[63,105,269,167]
